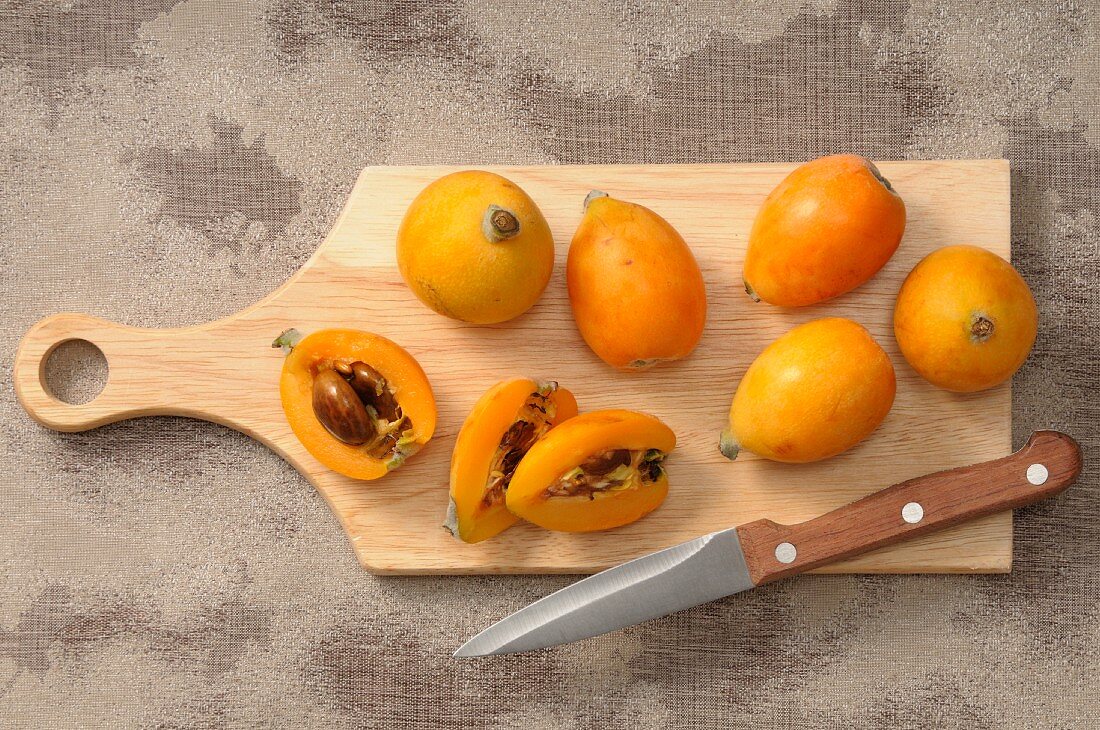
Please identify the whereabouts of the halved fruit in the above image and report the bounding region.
[445,379,578,543]
[506,410,675,532]
[278,328,436,480]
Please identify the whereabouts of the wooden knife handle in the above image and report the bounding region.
[736,431,1083,585]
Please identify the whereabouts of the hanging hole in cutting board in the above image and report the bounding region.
[43,339,108,405]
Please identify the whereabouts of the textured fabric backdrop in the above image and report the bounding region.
[1,1,1098,727]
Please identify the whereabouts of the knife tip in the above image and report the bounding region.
[452,641,481,658]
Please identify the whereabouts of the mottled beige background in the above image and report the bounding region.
[1,1,1098,727]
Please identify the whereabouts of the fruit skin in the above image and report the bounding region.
[721,318,895,463]
[743,154,906,307]
[567,193,707,371]
[894,245,1037,392]
[397,170,554,324]
[507,410,676,532]
[280,329,436,480]
[447,379,578,544]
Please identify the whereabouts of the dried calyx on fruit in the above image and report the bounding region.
[483,384,558,507]
[311,357,418,466]
[482,205,521,242]
[544,448,667,500]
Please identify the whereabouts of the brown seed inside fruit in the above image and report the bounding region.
[482,388,558,508]
[348,362,383,397]
[543,448,665,500]
[580,449,631,475]
[349,362,402,421]
[312,369,375,445]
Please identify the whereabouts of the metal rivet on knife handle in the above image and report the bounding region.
[1026,463,1049,485]
[901,502,924,524]
[774,542,797,564]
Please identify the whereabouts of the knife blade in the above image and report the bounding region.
[454,527,752,657]
[454,430,1081,657]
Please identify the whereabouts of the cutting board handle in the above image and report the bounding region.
[13,312,268,434]
[15,313,171,432]
[737,430,1083,584]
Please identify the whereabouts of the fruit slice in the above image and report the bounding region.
[446,379,578,543]
[506,410,675,532]
[894,245,1037,392]
[720,318,895,463]
[567,192,707,370]
[743,154,906,307]
[278,328,436,480]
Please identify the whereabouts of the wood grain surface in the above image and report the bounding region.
[13,162,1014,575]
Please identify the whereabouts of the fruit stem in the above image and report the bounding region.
[865,159,894,192]
[584,190,609,211]
[719,428,741,461]
[442,498,460,539]
[483,205,520,242]
[743,278,761,303]
[970,314,995,342]
[271,328,303,354]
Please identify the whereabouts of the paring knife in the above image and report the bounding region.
[454,430,1082,657]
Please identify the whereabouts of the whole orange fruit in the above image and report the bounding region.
[397,170,554,324]
[567,192,707,370]
[894,245,1037,392]
[720,318,896,463]
[743,154,906,307]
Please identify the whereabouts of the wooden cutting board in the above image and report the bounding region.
[13,162,1013,575]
